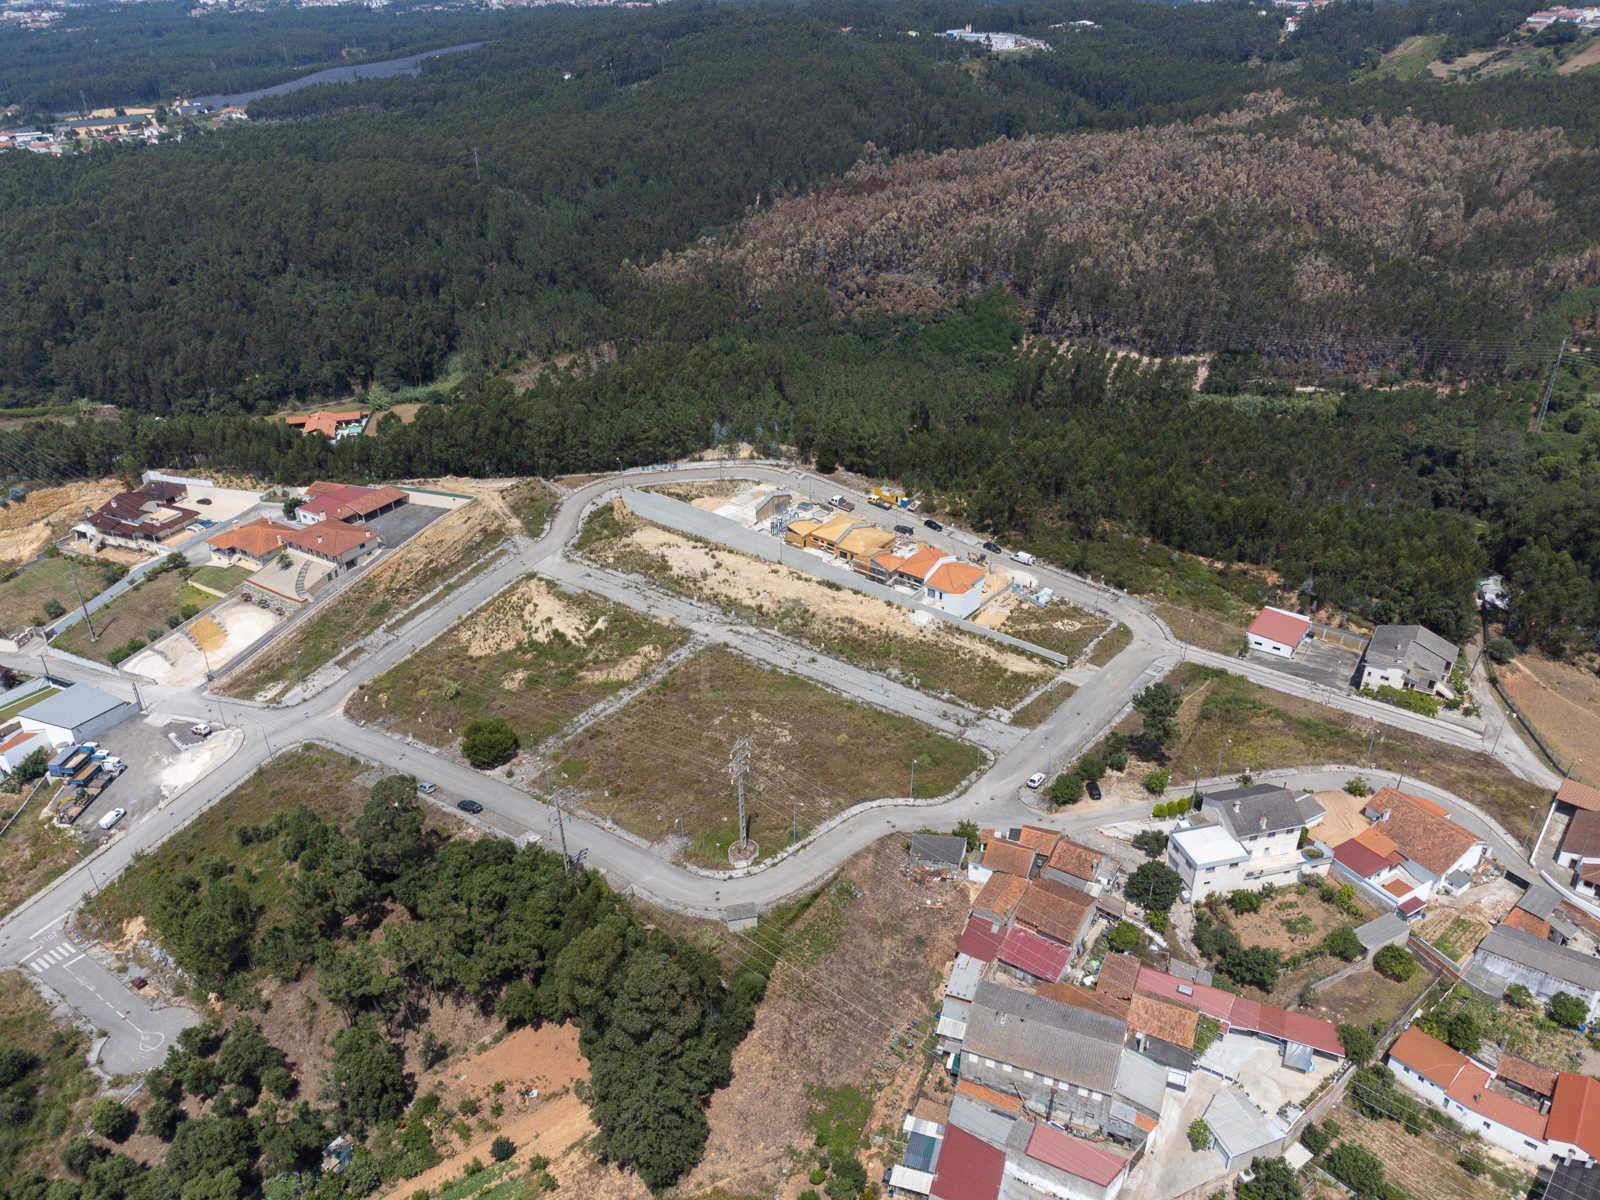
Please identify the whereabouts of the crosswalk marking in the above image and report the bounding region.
[30,960,45,972]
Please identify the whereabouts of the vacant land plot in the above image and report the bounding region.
[577,504,1058,711]
[352,575,693,747]
[1009,679,1078,729]
[1321,1101,1512,1200]
[1497,651,1600,788]
[558,646,974,866]
[1375,34,1447,78]
[0,783,81,921]
[219,486,514,701]
[1430,983,1600,1076]
[1152,602,1248,656]
[1306,962,1436,1031]
[1148,664,1549,838]
[0,554,113,631]
[991,601,1109,660]
[51,569,216,665]
[1199,885,1379,1005]
[645,837,968,1200]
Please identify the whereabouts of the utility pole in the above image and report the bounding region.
[1364,727,1377,768]
[79,856,109,936]
[67,563,97,642]
[423,710,437,746]
[1183,614,1194,661]
[1215,737,1232,783]
[729,738,752,858]
[1535,338,1568,432]
[909,757,916,800]
[293,649,303,690]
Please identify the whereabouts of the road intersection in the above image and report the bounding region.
[0,462,1561,1071]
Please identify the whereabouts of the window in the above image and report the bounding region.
[985,1059,996,1068]
[1526,1143,1539,1150]
[1002,1064,1013,1073]
[1023,1071,1034,1080]
[1077,1087,1089,1098]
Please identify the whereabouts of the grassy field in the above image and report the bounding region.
[577,505,1060,711]
[351,575,693,748]
[0,687,56,724]
[218,500,513,702]
[1372,34,1448,79]
[50,570,215,666]
[1148,663,1550,838]
[557,646,975,867]
[1009,680,1077,729]
[993,601,1109,659]
[1306,959,1436,1031]
[508,478,557,538]
[0,783,82,923]
[0,556,111,631]
[1152,601,1248,656]
[97,745,376,934]
[188,563,255,596]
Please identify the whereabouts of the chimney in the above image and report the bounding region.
[1233,799,1241,815]
[1260,814,1268,831]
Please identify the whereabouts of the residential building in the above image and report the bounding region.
[1471,925,1600,1016]
[1246,607,1310,658]
[974,872,1032,925]
[1133,966,1343,1063]
[1506,884,1580,945]
[1546,1073,1600,1166]
[836,524,896,566]
[1001,1119,1130,1200]
[783,518,820,548]
[1332,826,1431,915]
[285,409,370,439]
[296,483,408,525]
[73,480,199,552]
[880,545,957,589]
[1559,811,1600,896]
[804,513,863,556]
[1167,784,1321,900]
[1013,878,1096,956]
[958,915,1008,963]
[924,561,988,618]
[1360,624,1459,695]
[998,925,1073,984]
[1387,1026,1554,1163]
[1042,837,1110,891]
[206,517,378,570]
[1346,787,1487,904]
[17,683,136,746]
[0,727,51,774]
[970,834,1042,884]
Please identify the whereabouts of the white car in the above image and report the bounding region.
[192,723,212,736]
[1026,772,1047,790]
[97,807,127,830]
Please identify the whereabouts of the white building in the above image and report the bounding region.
[1245,606,1310,658]
[1360,624,1459,696]
[1387,1026,1555,1164]
[17,683,137,746]
[1167,784,1324,900]
[923,561,988,619]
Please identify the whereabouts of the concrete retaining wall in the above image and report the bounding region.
[619,488,1070,667]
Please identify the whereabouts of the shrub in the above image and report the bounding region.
[1488,637,1516,663]
[1506,983,1536,1009]
[1051,773,1083,805]
[1077,754,1106,782]
[41,599,64,620]
[441,681,461,700]
[89,1099,135,1141]
[1327,1144,1385,1196]
[1143,770,1170,795]
[1299,1123,1330,1156]
[1109,922,1141,953]
[1549,992,1588,1029]
[1444,1010,1482,1053]
[1218,945,1281,990]
[1323,925,1362,962]
[1132,829,1168,858]
[461,718,519,768]
[179,603,200,620]
[1343,777,1370,797]
[1107,752,1128,771]
[827,1157,867,1200]
[1236,1156,1302,1200]
[1228,890,1262,915]
[1337,1024,1375,1066]
[490,1137,515,1163]
[810,1170,826,1186]
[1193,1015,1221,1058]
[144,1098,181,1141]
[1373,944,1417,981]
[1146,909,1168,933]
[14,747,49,783]
[1187,1119,1213,1151]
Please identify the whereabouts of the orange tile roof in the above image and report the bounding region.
[872,552,908,573]
[1390,1025,1471,1090]
[973,872,1029,922]
[1559,779,1600,813]
[1037,982,1129,1020]
[955,1077,1023,1113]
[1127,992,1199,1049]
[1133,1112,1158,1133]
[1015,878,1094,946]
[1382,879,1415,898]
[286,409,368,438]
[207,517,375,560]
[1046,837,1104,881]
[981,839,1039,878]
[1014,825,1061,854]
[0,729,42,753]
[1498,1054,1559,1097]
[896,545,951,582]
[207,518,301,558]
[1366,788,1484,877]
[926,562,986,593]
[305,480,346,498]
[1393,1027,1555,1140]
[1354,826,1402,862]
[1550,1072,1600,1157]
[1094,953,1142,1005]
[1445,1063,1548,1140]
[1503,906,1551,940]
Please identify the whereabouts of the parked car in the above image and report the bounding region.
[97,807,126,830]
[417,781,438,795]
[187,524,204,535]
[195,497,212,505]
[828,495,855,511]
[1026,772,1046,790]
[1087,781,1102,801]
[1011,551,1037,565]
[893,524,914,536]
[924,519,943,531]
[191,723,212,736]
[983,541,1003,554]
[129,976,147,990]
[457,799,483,814]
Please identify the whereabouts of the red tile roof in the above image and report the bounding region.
[896,546,952,583]
[1366,787,1484,876]
[997,925,1072,981]
[1550,1072,1600,1158]
[957,916,1007,962]
[1398,897,1425,916]
[981,839,1038,878]
[1498,1054,1559,1098]
[1013,825,1061,853]
[286,410,368,438]
[1390,1026,1470,1089]
[1127,992,1199,1049]
[931,1126,1006,1200]
[299,484,407,522]
[207,517,376,561]
[1333,837,1392,879]
[1036,982,1129,1020]
[1503,906,1551,940]
[955,1078,1022,1113]
[1247,607,1310,647]
[1391,1027,1550,1140]
[1094,954,1142,1005]
[1023,1124,1128,1186]
[1560,779,1600,814]
[1046,837,1104,881]
[1135,967,1237,1022]
[1014,878,1094,947]
[973,872,1030,922]
[1136,966,1343,1054]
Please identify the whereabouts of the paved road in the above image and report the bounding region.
[0,461,1561,1062]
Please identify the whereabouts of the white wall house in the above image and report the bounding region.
[1169,785,1324,900]
[1245,607,1310,659]
[1388,1027,1554,1164]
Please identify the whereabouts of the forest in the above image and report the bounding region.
[0,768,767,1199]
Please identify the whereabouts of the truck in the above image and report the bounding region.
[1011,551,1037,566]
[871,486,908,508]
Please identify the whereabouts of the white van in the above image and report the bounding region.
[1011,551,1037,566]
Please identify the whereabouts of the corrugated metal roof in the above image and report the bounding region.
[965,985,1123,1091]
[19,683,128,729]
[1355,913,1409,950]
[997,926,1071,982]
[911,834,969,868]
[1023,1123,1128,1186]
[1114,1049,1169,1116]
[947,1095,1018,1147]
[947,954,988,1002]
[1204,1086,1283,1158]
[1517,882,1565,920]
[1477,924,1600,993]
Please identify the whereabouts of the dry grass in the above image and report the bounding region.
[557,646,975,867]
[1304,962,1436,1031]
[1009,680,1078,729]
[1322,1101,1513,1200]
[1152,602,1249,656]
[991,602,1109,660]
[0,783,82,922]
[0,555,114,631]
[50,569,215,665]
[1496,649,1600,787]
[349,575,694,748]
[1155,663,1550,840]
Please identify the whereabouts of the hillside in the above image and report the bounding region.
[642,94,1599,372]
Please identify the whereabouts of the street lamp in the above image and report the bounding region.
[1524,803,1540,852]
[1215,737,1232,783]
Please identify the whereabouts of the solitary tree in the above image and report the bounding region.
[1127,862,1183,912]
[1549,992,1588,1029]
[1132,682,1182,751]
[462,718,519,768]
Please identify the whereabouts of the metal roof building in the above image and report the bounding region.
[17,683,136,746]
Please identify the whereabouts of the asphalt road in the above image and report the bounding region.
[0,461,1562,1066]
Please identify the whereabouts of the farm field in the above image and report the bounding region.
[1496,649,1600,788]
[351,574,694,748]
[1313,1102,1512,1200]
[49,567,214,666]
[556,645,975,867]
[576,502,1063,711]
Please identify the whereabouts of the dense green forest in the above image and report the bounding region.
[9,768,767,1198]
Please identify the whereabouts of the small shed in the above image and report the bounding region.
[1354,913,1410,956]
[725,903,758,932]
[1204,1085,1286,1169]
[910,833,969,872]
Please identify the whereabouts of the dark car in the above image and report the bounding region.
[457,799,484,814]
[1086,781,1102,802]
[983,541,1003,554]
[894,524,914,536]
[195,497,212,505]
[924,519,943,531]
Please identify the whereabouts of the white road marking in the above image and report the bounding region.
[62,954,84,967]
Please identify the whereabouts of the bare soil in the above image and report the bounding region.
[1497,650,1600,787]
[0,480,123,567]
[1306,963,1434,1030]
[557,646,974,867]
